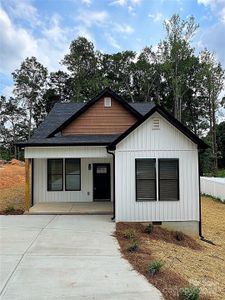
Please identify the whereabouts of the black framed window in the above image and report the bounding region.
[159,159,179,201]
[47,159,63,191]
[65,158,81,191]
[136,159,156,201]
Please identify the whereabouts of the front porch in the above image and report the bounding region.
[26,202,113,215]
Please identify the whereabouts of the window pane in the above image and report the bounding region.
[136,159,156,201]
[66,175,80,190]
[48,159,63,191]
[66,159,80,175]
[159,159,179,200]
[97,167,107,174]
[159,180,178,200]
[48,159,62,174]
[159,160,178,179]
[136,159,155,179]
[48,175,62,191]
[137,179,155,200]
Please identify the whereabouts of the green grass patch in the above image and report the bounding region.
[204,168,225,178]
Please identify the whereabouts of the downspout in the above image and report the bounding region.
[198,149,215,245]
[107,147,115,221]
[198,150,203,239]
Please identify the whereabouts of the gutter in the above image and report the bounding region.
[107,148,115,221]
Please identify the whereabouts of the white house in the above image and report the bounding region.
[17,88,208,237]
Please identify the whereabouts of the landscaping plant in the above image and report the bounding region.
[123,229,137,240]
[148,260,163,275]
[179,286,200,300]
[144,224,154,234]
[127,242,139,252]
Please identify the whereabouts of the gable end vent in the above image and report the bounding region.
[104,97,112,107]
[152,118,160,130]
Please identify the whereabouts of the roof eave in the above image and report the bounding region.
[108,106,209,150]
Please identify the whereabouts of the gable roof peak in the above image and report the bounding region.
[47,88,142,137]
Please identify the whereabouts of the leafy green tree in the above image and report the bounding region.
[199,49,225,171]
[217,121,225,169]
[12,57,48,137]
[62,37,102,101]
[158,14,199,121]
[0,96,27,159]
[131,47,162,103]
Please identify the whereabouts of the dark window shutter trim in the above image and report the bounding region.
[135,158,156,201]
[158,159,179,201]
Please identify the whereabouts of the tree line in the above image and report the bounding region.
[0,14,224,173]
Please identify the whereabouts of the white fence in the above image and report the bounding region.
[200,177,225,201]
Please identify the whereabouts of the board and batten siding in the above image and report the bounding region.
[115,112,199,222]
[33,157,113,203]
[62,97,137,135]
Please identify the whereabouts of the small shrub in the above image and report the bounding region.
[179,286,200,300]
[148,260,163,275]
[3,206,16,214]
[175,231,185,241]
[127,242,139,252]
[123,229,137,240]
[144,224,153,234]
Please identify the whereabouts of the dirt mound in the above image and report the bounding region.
[0,162,25,189]
[10,159,25,166]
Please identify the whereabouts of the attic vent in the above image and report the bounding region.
[152,118,160,130]
[104,97,112,107]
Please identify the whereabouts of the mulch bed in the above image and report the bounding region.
[0,209,24,215]
[115,222,210,300]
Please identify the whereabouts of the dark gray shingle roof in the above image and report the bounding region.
[18,134,119,147]
[17,100,155,147]
[32,103,86,139]
[130,102,155,116]
[32,101,155,139]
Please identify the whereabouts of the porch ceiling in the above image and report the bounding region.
[27,202,113,215]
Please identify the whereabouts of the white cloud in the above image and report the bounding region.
[0,8,73,76]
[74,25,95,43]
[0,8,38,74]
[1,0,41,27]
[114,23,134,34]
[105,34,121,49]
[81,0,92,5]
[76,10,109,27]
[110,0,141,6]
[110,0,128,6]
[1,85,14,98]
[148,13,164,23]
[198,0,225,23]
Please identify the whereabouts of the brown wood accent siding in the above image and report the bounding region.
[62,97,138,135]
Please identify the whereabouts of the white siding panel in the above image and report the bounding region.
[116,112,197,151]
[115,150,199,222]
[25,146,109,159]
[33,157,113,203]
[115,112,199,222]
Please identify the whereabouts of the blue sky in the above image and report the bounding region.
[1,0,225,101]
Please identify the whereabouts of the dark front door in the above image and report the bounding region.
[93,164,111,201]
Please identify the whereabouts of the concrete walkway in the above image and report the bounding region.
[28,202,113,215]
[0,215,163,300]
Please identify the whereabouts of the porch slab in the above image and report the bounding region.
[27,202,113,215]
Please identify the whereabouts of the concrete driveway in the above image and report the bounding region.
[0,215,162,300]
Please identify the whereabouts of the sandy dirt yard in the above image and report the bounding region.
[0,160,25,211]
